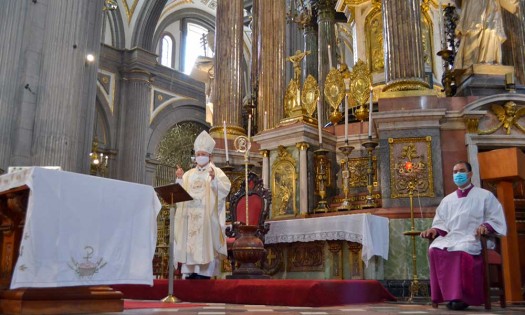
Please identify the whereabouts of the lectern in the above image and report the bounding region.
[478,147,525,303]
[154,183,192,303]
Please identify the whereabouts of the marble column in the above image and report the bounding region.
[382,0,428,91]
[502,3,525,84]
[296,142,309,215]
[257,0,286,129]
[303,24,319,82]
[260,149,269,188]
[118,49,156,184]
[250,0,259,102]
[212,0,244,136]
[317,0,337,123]
[1,0,104,172]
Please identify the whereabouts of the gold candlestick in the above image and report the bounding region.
[361,141,378,209]
[314,148,330,213]
[401,163,428,302]
[337,144,354,211]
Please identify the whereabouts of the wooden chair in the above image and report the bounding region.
[480,234,506,310]
[428,234,506,310]
[225,172,271,270]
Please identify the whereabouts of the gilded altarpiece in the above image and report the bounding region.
[389,137,435,198]
[420,2,435,74]
[365,3,384,74]
[271,146,297,219]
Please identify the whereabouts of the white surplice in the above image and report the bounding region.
[173,163,230,277]
[429,186,507,255]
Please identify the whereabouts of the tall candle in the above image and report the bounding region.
[368,88,373,138]
[344,95,348,143]
[438,1,445,49]
[317,99,323,145]
[264,111,268,130]
[344,79,350,143]
[223,120,229,162]
[247,114,252,141]
[327,45,333,69]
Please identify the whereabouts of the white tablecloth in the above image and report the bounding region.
[0,167,161,289]
[265,213,389,266]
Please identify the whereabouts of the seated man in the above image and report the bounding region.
[420,161,507,310]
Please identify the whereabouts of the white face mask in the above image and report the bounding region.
[195,155,209,166]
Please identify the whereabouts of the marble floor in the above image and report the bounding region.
[100,301,525,315]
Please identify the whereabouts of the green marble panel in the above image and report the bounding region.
[384,218,433,280]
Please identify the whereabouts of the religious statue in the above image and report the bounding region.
[287,50,311,83]
[479,101,525,135]
[454,0,519,69]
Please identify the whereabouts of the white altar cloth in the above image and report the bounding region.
[0,167,161,289]
[265,214,389,266]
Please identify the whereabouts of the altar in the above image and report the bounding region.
[0,167,161,314]
[261,214,389,280]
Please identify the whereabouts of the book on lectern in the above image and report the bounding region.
[154,183,192,205]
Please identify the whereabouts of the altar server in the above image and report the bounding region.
[420,161,506,310]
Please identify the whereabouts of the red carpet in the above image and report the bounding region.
[112,279,396,307]
[124,300,205,309]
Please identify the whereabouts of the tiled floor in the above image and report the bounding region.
[103,300,525,315]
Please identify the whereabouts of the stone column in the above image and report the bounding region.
[118,49,156,184]
[296,142,309,215]
[0,0,28,170]
[211,0,244,136]
[257,0,286,129]
[382,0,428,91]
[260,149,270,188]
[4,0,104,172]
[317,0,337,123]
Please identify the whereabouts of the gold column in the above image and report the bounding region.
[257,0,286,130]
[211,0,245,136]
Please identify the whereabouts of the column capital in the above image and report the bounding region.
[260,149,270,157]
[296,142,310,151]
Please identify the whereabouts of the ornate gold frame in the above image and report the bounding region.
[389,136,435,198]
[301,74,320,117]
[348,156,377,188]
[271,146,298,219]
[323,68,345,125]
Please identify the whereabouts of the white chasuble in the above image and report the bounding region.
[173,163,230,276]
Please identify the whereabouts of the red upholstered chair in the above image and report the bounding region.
[428,234,505,310]
[225,172,271,270]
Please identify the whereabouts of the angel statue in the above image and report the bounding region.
[479,101,525,135]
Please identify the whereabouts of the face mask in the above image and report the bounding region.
[195,156,209,166]
[453,172,469,187]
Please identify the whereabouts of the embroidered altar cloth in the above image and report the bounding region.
[265,213,389,266]
[0,167,161,289]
